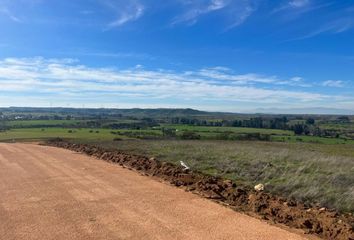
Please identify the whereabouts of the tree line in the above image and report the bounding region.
[168,116,347,138]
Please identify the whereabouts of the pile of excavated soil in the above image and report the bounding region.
[45,140,354,240]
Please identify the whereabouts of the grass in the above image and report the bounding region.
[0,127,164,142]
[4,119,142,128]
[0,128,119,142]
[163,124,354,144]
[87,139,354,213]
[162,124,293,135]
[4,120,87,127]
[271,135,354,144]
[2,124,354,145]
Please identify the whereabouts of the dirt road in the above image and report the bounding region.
[0,143,312,240]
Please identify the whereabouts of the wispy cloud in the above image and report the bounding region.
[294,17,354,40]
[272,0,332,16]
[172,0,257,29]
[103,0,144,29]
[0,7,22,23]
[272,0,310,13]
[225,4,257,30]
[172,0,229,25]
[322,80,345,88]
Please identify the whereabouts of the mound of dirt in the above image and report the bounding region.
[45,140,354,240]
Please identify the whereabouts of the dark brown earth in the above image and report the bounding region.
[0,143,313,240]
[45,140,354,240]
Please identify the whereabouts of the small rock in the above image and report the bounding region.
[319,207,326,212]
[254,183,264,191]
[180,161,190,170]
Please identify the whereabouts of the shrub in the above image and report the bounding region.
[180,131,201,140]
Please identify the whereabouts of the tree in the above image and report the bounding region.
[293,124,304,135]
[306,118,315,125]
[337,116,349,123]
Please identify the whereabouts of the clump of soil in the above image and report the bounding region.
[45,140,354,240]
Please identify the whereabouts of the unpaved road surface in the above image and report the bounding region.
[0,143,311,240]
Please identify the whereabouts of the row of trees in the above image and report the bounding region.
[291,124,340,138]
[169,117,290,129]
[170,117,296,130]
[168,116,348,138]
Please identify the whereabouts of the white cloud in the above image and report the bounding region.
[272,0,313,14]
[322,80,345,88]
[0,57,340,110]
[172,0,228,25]
[107,5,144,28]
[103,0,144,29]
[172,0,256,29]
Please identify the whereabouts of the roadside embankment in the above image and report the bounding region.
[45,140,354,240]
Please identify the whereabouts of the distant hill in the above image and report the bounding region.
[1,107,352,117]
[0,107,214,118]
[254,107,354,115]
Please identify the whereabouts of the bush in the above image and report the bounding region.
[180,131,201,140]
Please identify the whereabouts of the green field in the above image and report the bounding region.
[162,124,293,135]
[0,127,166,142]
[4,120,87,128]
[1,122,354,145]
[0,128,116,142]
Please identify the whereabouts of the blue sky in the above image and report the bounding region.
[0,0,353,113]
